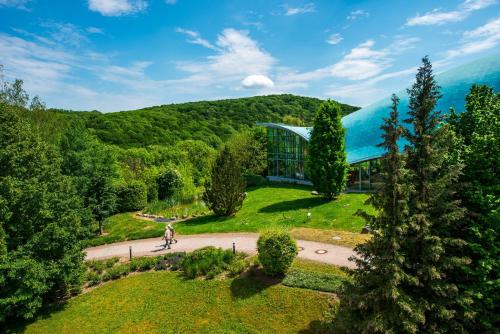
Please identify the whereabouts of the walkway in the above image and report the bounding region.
[85,233,357,268]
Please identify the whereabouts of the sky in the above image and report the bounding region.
[0,0,499,112]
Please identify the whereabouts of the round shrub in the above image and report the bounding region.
[116,181,147,212]
[257,229,298,277]
[157,167,183,200]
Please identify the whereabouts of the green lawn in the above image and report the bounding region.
[22,271,333,333]
[175,185,373,234]
[90,184,373,247]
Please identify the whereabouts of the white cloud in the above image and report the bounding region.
[87,27,104,34]
[282,3,315,16]
[41,22,88,47]
[446,17,500,58]
[241,74,274,89]
[88,0,147,16]
[329,40,390,80]
[347,10,369,20]
[406,0,496,26]
[326,33,343,45]
[176,28,218,50]
[178,28,275,82]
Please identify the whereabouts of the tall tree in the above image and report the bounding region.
[203,146,246,216]
[335,95,417,332]
[0,105,89,321]
[307,100,348,199]
[402,56,468,332]
[448,85,499,332]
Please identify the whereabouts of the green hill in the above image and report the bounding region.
[54,94,359,148]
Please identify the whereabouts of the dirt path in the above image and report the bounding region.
[85,233,357,268]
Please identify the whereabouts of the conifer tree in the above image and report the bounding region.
[203,146,246,216]
[335,95,418,333]
[403,56,468,333]
[308,100,348,199]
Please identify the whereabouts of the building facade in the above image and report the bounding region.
[259,54,500,191]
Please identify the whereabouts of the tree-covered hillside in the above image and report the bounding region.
[54,94,359,148]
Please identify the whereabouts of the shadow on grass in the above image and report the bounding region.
[176,214,229,228]
[258,197,327,214]
[230,268,282,299]
[4,301,68,333]
[297,320,333,334]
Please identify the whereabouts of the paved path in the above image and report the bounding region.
[85,233,357,268]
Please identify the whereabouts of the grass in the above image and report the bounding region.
[88,213,165,247]
[144,199,209,218]
[283,269,346,293]
[175,184,373,234]
[22,271,334,333]
[90,184,374,248]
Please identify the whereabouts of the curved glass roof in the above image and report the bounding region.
[260,54,500,164]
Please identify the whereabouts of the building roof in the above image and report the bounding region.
[260,53,500,164]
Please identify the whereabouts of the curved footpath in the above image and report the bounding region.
[85,233,357,268]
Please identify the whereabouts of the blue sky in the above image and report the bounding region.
[0,0,499,112]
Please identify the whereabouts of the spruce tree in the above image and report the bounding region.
[203,146,246,216]
[403,56,468,333]
[335,94,418,333]
[308,100,348,199]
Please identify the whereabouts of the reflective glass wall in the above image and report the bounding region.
[346,158,382,191]
[267,127,308,180]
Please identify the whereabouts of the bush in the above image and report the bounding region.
[157,167,183,200]
[282,269,346,293]
[103,263,131,281]
[116,181,147,212]
[227,257,252,277]
[130,256,158,272]
[85,271,102,287]
[85,257,119,273]
[257,229,298,277]
[245,174,268,187]
[180,247,236,279]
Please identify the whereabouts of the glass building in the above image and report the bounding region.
[259,54,500,191]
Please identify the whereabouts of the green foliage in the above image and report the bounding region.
[55,94,359,148]
[335,94,416,332]
[283,269,347,293]
[308,101,349,199]
[157,166,183,200]
[448,85,500,332]
[226,127,267,176]
[282,114,305,126]
[180,247,237,279]
[102,263,131,281]
[0,104,88,322]
[257,229,298,277]
[203,146,246,216]
[130,256,158,271]
[116,181,147,212]
[84,271,101,287]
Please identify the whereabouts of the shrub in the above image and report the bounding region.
[104,263,131,281]
[130,256,158,272]
[181,247,236,279]
[245,174,268,187]
[116,181,147,212]
[227,257,252,277]
[85,271,102,287]
[203,146,246,216]
[157,167,183,200]
[257,229,298,277]
[85,257,119,273]
[282,269,346,293]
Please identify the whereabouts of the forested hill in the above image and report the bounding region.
[54,94,359,148]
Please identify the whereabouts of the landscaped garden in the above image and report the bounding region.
[89,184,373,247]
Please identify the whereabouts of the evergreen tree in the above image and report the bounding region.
[203,146,246,216]
[335,95,418,333]
[448,85,499,332]
[403,56,468,333]
[308,100,348,199]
